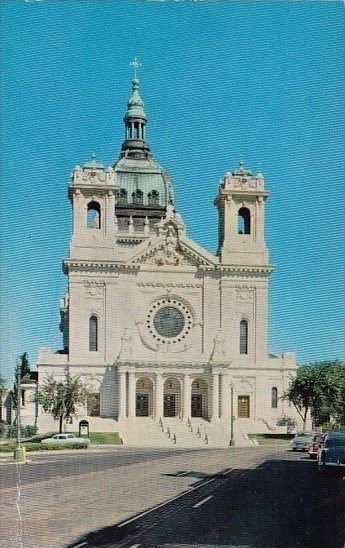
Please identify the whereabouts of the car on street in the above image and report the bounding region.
[317,432,345,471]
[308,433,325,459]
[42,433,90,446]
[290,432,313,452]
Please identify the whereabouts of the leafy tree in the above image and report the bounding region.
[35,373,91,433]
[11,352,31,410]
[283,360,345,429]
[0,374,7,422]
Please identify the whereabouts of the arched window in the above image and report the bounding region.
[240,319,248,354]
[271,387,278,409]
[117,189,128,206]
[132,189,143,205]
[89,316,98,352]
[238,207,251,234]
[87,201,101,229]
[148,190,159,206]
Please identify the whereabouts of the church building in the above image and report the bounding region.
[37,71,301,446]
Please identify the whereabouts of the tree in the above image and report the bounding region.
[10,352,32,410]
[0,374,7,422]
[36,373,91,433]
[283,360,345,430]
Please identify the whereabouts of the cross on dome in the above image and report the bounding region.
[130,57,141,78]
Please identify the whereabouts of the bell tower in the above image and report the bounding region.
[68,153,117,261]
[215,159,270,265]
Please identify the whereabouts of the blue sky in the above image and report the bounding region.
[0,1,344,382]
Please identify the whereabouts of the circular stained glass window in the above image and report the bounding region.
[153,306,185,338]
[146,298,193,345]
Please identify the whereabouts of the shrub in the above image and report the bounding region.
[0,442,89,453]
[6,425,38,439]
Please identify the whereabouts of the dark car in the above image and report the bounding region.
[308,433,325,459]
[317,432,345,471]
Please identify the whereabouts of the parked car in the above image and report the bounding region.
[317,432,345,471]
[308,433,325,459]
[290,432,313,452]
[42,433,90,446]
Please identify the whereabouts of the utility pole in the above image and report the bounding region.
[14,356,26,462]
[229,381,235,447]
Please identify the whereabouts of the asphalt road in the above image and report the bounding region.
[0,447,198,489]
[1,447,344,548]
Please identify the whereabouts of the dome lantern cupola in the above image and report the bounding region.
[121,60,150,158]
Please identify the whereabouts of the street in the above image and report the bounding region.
[1,446,344,548]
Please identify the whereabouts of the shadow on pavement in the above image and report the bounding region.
[68,458,345,548]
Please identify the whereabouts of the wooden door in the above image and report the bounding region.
[237,395,250,418]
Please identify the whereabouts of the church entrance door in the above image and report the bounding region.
[164,394,176,417]
[191,395,203,417]
[238,395,250,418]
[136,394,149,417]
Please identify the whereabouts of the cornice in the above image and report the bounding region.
[63,259,140,275]
[63,258,274,277]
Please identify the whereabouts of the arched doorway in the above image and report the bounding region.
[163,378,181,417]
[191,378,208,419]
[136,377,153,417]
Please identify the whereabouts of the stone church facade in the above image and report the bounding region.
[37,75,301,445]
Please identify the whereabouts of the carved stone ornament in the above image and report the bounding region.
[141,226,193,266]
[118,327,133,358]
[210,329,225,361]
[82,170,107,184]
[235,287,255,301]
[84,281,105,296]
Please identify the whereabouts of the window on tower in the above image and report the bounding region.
[148,190,159,206]
[271,387,278,409]
[240,319,248,354]
[238,207,251,234]
[117,188,128,206]
[132,189,143,205]
[89,316,98,352]
[87,201,101,229]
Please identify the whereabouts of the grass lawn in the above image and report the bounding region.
[248,433,294,446]
[88,432,123,444]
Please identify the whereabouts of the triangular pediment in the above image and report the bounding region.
[129,220,216,268]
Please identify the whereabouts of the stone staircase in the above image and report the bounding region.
[37,414,268,447]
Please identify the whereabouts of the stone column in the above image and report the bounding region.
[155,373,164,419]
[183,374,192,419]
[128,371,136,419]
[220,372,230,420]
[212,372,219,420]
[118,370,127,420]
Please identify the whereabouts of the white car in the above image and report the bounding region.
[42,433,90,445]
[290,432,313,451]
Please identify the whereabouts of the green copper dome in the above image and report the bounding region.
[113,75,174,209]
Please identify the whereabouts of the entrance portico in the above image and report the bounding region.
[117,366,217,421]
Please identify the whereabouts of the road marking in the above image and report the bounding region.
[118,477,217,528]
[222,468,233,475]
[193,495,213,508]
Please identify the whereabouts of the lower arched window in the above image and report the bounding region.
[240,320,248,354]
[89,316,98,352]
[238,207,251,234]
[87,201,101,229]
[271,387,278,409]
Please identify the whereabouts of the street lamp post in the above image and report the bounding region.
[14,356,26,463]
[229,381,235,447]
